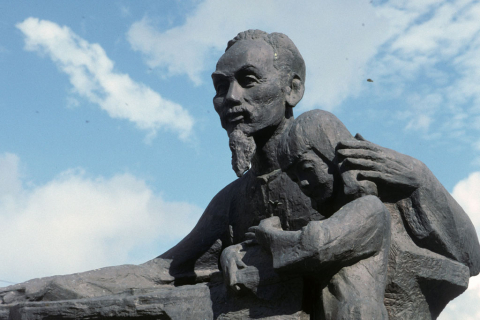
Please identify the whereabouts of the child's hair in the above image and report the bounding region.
[278,110,378,203]
[278,110,354,172]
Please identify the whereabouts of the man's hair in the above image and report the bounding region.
[226,30,306,86]
[278,109,354,171]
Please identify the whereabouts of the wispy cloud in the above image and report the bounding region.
[452,172,480,227]
[16,17,194,141]
[125,0,480,153]
[371,1,480,149]
[401,93,443,133]
[120,5,131,17]
[0,153,202,283]
[126,0,392,110]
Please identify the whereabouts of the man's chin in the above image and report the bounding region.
[225,123,249,136]
[229,129,256,177]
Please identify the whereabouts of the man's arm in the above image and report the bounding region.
[158,182,233,278]
[336,137,421,201]
[0,259,175,304]
[1,181,234,304]
[396,167,480,276]
[337,138,480,276]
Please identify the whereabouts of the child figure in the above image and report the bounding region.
[249,110,391,320]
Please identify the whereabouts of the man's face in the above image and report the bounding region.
[212,40,287,137]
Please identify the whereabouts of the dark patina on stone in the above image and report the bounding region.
[1,30,479,320]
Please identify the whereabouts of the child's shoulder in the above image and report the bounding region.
[345,195,385,212]
[295,109,339,123]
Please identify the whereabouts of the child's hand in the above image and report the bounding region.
[247,216,283,253]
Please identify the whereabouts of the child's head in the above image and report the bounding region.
[278,110,354,210]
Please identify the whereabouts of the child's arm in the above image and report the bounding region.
[251,195,390,275]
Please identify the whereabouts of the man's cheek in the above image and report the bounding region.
[213,98,223,113]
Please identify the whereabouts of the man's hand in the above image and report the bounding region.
[0,261,174,305]
[0,283,27,304]
[220,243,248,292]
[220,220,281,293]
[0,277,71,304]
[336,135,423,196]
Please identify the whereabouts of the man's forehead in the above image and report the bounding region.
[214,40,275,74]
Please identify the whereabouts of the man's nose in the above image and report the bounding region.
[225,81,241,106]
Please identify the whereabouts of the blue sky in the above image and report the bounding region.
[1,1,480,318]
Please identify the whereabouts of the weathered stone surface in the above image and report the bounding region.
[384,203,470,319]
[0,284,212,320]
[0,272,308,320]
[1,29,480,320]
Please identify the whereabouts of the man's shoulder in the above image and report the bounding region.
[206,172,254,208]
[296,109,342,124]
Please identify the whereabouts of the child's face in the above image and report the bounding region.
[286,150,335,205]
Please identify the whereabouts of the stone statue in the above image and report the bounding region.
[221,109,392,319]
[1,30,479,320]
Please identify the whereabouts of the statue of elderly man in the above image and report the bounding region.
[1,30,479,320]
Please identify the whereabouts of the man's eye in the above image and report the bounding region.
[215,83,228,95]
[238,75,259,87]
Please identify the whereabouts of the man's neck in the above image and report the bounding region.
[251,117,293,176]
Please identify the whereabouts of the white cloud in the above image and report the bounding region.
[16,17,194,141]
[441,273,480,320]
[0,153,202,283]
[120,5,131,17]
[440,172,480,319]
[405,114,432,132]
[371,0,480,149]
[388,1,479,58]
[452,171,480,227]
[127,0,392,110]
[124,0,480,151]
[402,93,443,132]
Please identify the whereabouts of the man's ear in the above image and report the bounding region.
[285,74,305,108]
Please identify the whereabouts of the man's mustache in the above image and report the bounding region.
[221,107,248,118]
[221,109,250,130]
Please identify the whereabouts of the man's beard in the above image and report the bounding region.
[229,128,256,177]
